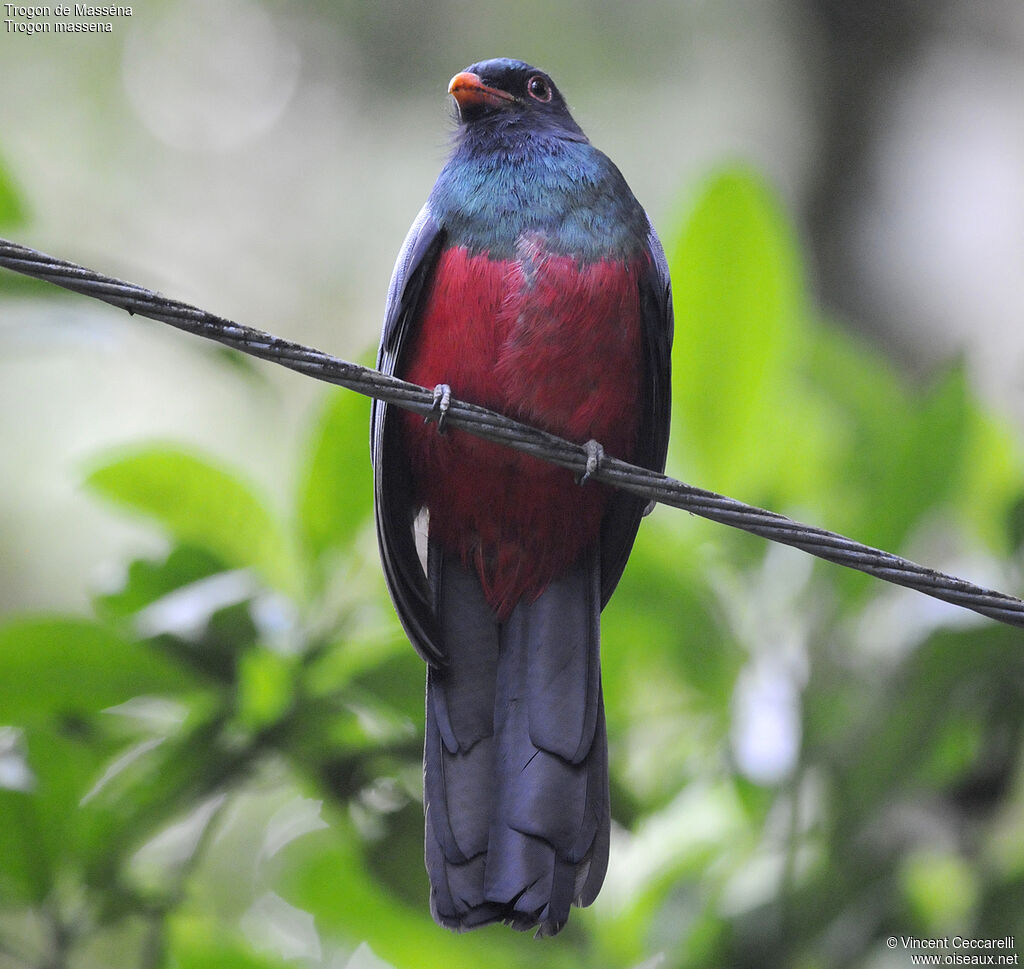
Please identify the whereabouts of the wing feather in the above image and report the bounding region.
[372,205,448,664]
[597,217,673,606]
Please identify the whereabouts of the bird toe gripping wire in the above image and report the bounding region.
[425,383,452,434]
[577,439,605,486]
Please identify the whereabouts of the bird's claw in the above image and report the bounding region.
[577,439,604,486]
[425,383,452,434]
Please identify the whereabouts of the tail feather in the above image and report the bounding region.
[424,549,497,878]
[426,821,503,930]
[423,701,493,861]
[427,547,500,750]
[423,550,609,936]
[576,693,610,905]
[518,564,601,762]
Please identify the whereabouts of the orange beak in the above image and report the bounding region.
[448,72,517,111]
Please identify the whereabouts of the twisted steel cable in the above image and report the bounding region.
[2,237,1022,628]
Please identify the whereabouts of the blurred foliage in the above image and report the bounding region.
[0,154,26,230]
[2,160,1024,969]
[0,147,51,300]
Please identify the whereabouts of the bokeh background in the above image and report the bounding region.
[2,2,1024,968]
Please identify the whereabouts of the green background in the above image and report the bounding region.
[2,3,1024,967]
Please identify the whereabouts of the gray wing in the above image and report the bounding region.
[371,204,448,664]
[597,216,673,605]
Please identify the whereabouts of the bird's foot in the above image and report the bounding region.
[577,439,604,485]
[424,383,452,434]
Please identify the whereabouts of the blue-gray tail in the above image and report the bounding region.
[423,550,609,936]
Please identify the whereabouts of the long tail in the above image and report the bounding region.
[423,550,609,936]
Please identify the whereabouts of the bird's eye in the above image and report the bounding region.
[527,75,552,102]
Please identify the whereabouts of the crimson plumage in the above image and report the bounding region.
[371,58,672,934]
[401,244,647,615]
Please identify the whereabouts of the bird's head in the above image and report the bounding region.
[447,58,587,143]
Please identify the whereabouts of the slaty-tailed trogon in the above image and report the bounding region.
[371,58,673,936]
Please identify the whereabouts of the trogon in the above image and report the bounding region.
[371,58,673,935]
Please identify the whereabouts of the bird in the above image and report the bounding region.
[371,58,672,936]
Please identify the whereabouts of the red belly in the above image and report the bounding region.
[400,243,645,617]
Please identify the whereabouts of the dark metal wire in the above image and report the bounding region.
[2,237,1022,628]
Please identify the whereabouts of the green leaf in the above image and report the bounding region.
[85,446,302,596]
[236,649,295,731]
[961,405,1021,553]
[0,785,50,903]
[0,154,49,298]
[0,618,195,726]
[886,363,970,546]
[608,525,738,712]
[0,152,27,228]
[280,821,583,969]
[820,335,970,550]
[902,850,978,932]
[94,545,227,621]
[804,329,998,557]
[800,320,912,544]
[79,715,251,892]
[0,619,208,907]
[805,621,1024,824]
[0,728,115,905]
[667,166,806,498]
[168,914,296,969]
[297,389,373,571]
